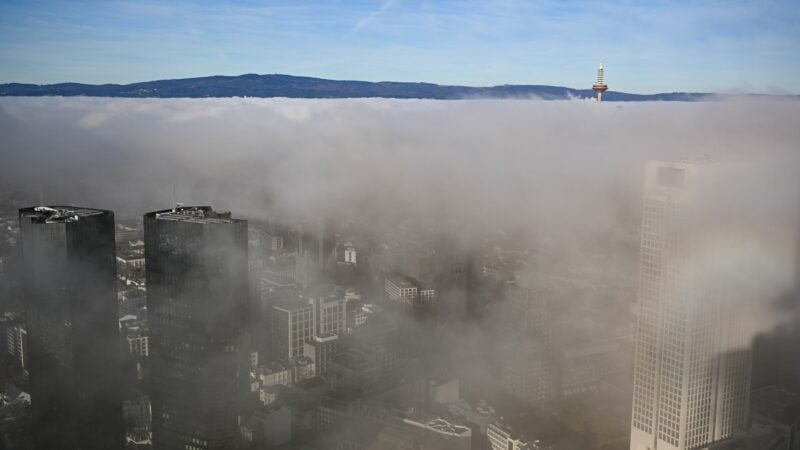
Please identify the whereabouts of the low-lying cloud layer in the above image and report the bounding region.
[1,96,799,335]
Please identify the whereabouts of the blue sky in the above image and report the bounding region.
[1,0,798,93]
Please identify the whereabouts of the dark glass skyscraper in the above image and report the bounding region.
[498,283,559,409]
[18,206,124,450]
[144,206,250,450]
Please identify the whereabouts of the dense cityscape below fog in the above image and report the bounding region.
[0,195,641,449]
[0,98,798,450]
[2,0,799,448]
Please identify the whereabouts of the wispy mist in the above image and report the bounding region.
[1,96,798,334]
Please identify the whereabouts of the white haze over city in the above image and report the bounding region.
[0,96,798,343]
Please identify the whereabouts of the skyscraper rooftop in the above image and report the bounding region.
[150,205,237,224]
[23,205,106,223]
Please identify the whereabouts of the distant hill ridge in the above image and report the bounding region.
[0,73,710,100]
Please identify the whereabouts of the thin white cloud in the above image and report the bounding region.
[354,0,399,32]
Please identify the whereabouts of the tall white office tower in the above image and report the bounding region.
[630,161,752,450]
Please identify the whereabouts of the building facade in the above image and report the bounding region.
[498,284,559,408]
[18,206,124,450]
[6,324,27,371]
[145,206,250,450]
[126,333,149,357]
[630,161,752,450]
[385,273,436,308]
[304,334,339,375]
[385,274,418,304]
[487,421,540,450]
[272,297,316,360]
[310,289,347,336]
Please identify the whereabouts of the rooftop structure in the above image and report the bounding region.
[446,399,497,436]
[150,205,237,224]
[26,205,106,223]
[406,417,472,439]
[385,273,417,289]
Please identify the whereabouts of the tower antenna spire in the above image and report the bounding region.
[592,61,608,102]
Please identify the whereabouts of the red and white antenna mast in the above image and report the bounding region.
[592,61,608,102]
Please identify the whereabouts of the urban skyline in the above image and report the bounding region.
[1,137,796,448]
[1,2,799,449]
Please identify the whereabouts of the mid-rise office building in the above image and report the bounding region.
[250,403,291,447]
[344,245,357,264]
[18,206,124,449]
[498,284,559,408]
[333,342,399,389]
[271,284,347,361]
[119,314,149,358]
[304,334,339,375]
[5,324,27,371]
[272,296,316,360]
[145,206,250,450]
[385,273,419,304]
[306,284,347,335]
[385,273,436,307]
[126,333,149,357]
[630,161,752,450]
[347,300,370,331]
[487,421,541,450]
[116,240,145,277]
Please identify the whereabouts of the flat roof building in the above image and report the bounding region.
[630,161,753,450]
[19,205,124,450]
[145,206,250,450]
[385,273,436,308]
[272,296,316,360]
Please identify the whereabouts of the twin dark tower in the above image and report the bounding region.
[144,207,249,450]
[18,205,250,450]
[19,207,123,450]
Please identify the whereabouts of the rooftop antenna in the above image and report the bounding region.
[38,185,44,207]
[298,223,304,256]
[592,61,608,102]
[318,219,324,268]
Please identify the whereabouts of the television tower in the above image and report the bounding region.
[592,61,608,102]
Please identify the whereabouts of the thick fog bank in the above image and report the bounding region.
[1,97,798,337]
